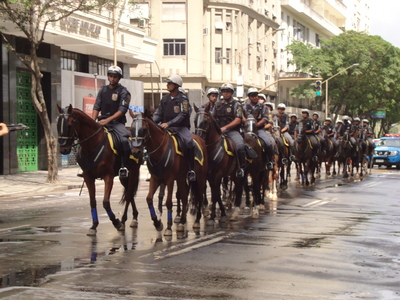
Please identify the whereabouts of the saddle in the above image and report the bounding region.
[166,130,204,166]
[105,127,138,164]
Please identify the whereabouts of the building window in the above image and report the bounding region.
[248,49,252,70]
[215,48,222,63]
[162,2,186,21]
[96,57,114,76]
[163,39,186,56]
[61,50,88,73]
[226,48,231,64]
[316,34,320,47]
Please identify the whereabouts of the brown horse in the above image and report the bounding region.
[319,129,337,177]
[57,105,141,236]
[194,106,246,222]
[273,126,291,189]
[130,110,208,236]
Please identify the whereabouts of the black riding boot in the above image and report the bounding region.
[119,151,129,179]
[290,145,297,162]
[236,149,246,178]
[187,147,196,182]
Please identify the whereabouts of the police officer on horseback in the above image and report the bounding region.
[323,118,338,147]
[203,88,219,110]
[312,112,326,155]
[92,65,131,178]
[288,114,298,139]
[300,109,320,149]
[258,93,266,105]
[243,87,275,169]
[275,103,296,161]
[338,116,357,149]
[152,74,196,182]
[362,119,376,150]
[212,83,246,177]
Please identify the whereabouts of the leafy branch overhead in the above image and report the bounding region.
[287,31,400,134]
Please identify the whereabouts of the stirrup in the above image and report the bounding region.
[187,170,196,182]
[266,162,274,170]
[119,167,129,178]
[77,169,84,178]
[290,155,297,162]
[236,168,245,178]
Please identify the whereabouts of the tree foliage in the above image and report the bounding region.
[0,0,106,182]
[287,31,400,135]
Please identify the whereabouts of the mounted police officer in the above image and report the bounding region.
[323,118,338,147]
[312,112,326,155]
[362,119,376,150]
[288,114,298,139]
[152,74,196,182]
[243,88,276,169]
[338,116,357,149]
[300,109,320,149]
[275,103,296,161]
[258,93,267,105]
[203,88,219,110]
[212,83,246,177]
[92,65,131,178]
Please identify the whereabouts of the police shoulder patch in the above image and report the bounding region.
[181,100,189,112]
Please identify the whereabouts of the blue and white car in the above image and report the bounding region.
[373,134,400,169]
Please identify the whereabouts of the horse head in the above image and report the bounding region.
[130,110,150,158]
[194,105,220,140]
[57,104,76,155]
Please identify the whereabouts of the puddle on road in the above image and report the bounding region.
[291,236,328,248]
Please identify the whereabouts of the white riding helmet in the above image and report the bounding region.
[325,118,332,122]
[220,83,234,92]
[265,102,274,109]
[247,87,259,96]
[342,115,351,121]
[302,109,309,115]
[277,103,286,110]
[166,74,183,87]
[107,65,123,78]
[290,114,297,118]
[362,119,369,124]
[354,117,361,122]
[258,94,267,101]
[313,112,319,117]
[207,88,219,96]
[337,119,343,124]
[178,87,185,94]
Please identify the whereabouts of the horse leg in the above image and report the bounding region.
[158,183,166,216]
[176,179,189,233]
[121,165,140,229]
[85,177,98,236]
[102,176,123,231]
[146,178,163,231]
[244,176,251,210]
[230,178,244,221]
[251,176,261,219]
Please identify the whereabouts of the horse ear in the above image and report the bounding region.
[194,104,199,113]
[57,105,62,113]
[144,108,150,118]
[67,104,73,114]
[204,105,210,113]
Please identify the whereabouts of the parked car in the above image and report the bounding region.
[372,134,400,169]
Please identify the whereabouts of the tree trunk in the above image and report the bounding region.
[30,53,59,183]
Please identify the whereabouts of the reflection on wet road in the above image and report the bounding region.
[1,170,400,299]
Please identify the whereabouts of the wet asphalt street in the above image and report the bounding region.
[0,168,399,299]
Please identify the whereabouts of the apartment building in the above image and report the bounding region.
[0,7,157,174]
[130,0,282,109]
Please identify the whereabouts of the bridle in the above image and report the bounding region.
[57,111,103,147]
[195,110,221,148]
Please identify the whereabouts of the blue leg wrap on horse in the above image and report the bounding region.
[106,208,115,219]
[91,208,99,223]
[149,205,157,218]
[168,210,173,221]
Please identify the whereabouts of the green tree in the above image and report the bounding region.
[0,0,105,182]
[287,31,400,134]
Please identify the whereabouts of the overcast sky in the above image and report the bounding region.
[369,0,400,48]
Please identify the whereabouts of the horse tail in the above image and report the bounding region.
[119,164,140,205]
[189,180,200,215]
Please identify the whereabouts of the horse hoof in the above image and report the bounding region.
[177,224,185,232]
[206,219,215,226]
[156,221,164,232]
[230,207,240,221]
[164,228,173,236]
[174,215,181,223]
[87,229,97,236]
[271,194,278,201]
[202,209,211,218]
[251,206,259,219]
[130,219,138,228]
[193,222,200,229]
[117,223,125,231]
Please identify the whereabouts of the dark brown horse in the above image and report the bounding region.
[194,106,246,222]
[57,105,141,236]
[130,111,208,236]
[273,126,291,189]
[319,129,337,177]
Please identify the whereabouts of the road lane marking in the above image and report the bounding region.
[302,198,336,208]
[0,224,31,233]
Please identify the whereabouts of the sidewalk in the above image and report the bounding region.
[0,165,151,198]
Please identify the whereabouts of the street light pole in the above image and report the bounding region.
[323,63,359,119]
